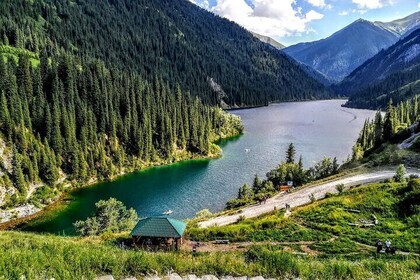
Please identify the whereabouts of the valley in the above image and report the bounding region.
[10,100,374,234]
[0,0,419,279]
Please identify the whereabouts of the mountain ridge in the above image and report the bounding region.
[284,11,420,83]
[342,28,420,108]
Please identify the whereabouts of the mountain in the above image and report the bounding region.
[342,28,420,109]
[295,61,334,86]
[251,32,285,49]
[283,19,399,82]
[0,0,329,108]
[0,0,331,212]
[375,11,420,37]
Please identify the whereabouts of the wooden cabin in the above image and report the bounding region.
[131,217,186,251]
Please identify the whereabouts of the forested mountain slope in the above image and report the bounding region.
[0,52,244,214]
[283,19,399,82]
[342,29,420,108]
[0,0,329,107]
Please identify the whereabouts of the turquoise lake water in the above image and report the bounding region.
[20,100,376,234]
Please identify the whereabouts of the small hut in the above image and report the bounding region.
[131,217,186,250]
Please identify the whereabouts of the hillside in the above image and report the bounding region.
[0,0,329,107]
[283,19,399,82]
[1,178,418,279]
[0,51,244,221]
[342,28,420,108]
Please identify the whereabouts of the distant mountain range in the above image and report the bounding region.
[283,11,420,83]
[342,28,420,109]
[375,11,420,37]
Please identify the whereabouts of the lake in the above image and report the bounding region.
[20,100,376,234]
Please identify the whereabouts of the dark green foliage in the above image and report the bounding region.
[227,145,339,209]
[286,143,296,164]
[352,96,420,160]
[0,0,329,107]
[398,179,420,217]
[0,53,243,209]
[74,198,138,236]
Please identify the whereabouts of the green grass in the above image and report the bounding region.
[295,181,420,253]
[1,179,419,279]
[187,212,332,242]
[189,179,420,253]
[0,45,40,67]
[0,231,418,280]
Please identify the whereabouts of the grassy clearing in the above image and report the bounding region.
[0,45,39,67]
[0,231,417,280]
[296,180,420,253]
[189,179,420,254]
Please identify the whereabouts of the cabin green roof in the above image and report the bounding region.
[131,217,186,238]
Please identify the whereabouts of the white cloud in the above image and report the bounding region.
[351,0,396,10]
[418,2,420,8]
[306,10,324,21]
[307,0,332,9]
[210,0,324,37]
[338,11,349,16]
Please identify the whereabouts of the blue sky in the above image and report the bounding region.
[190,0,420,46]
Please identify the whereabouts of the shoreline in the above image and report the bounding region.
[0,133,243,230]
[1,99,356,230]
[225,98,348,111]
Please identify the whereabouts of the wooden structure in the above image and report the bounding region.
[131,217,186,251]
[279,185,290,192]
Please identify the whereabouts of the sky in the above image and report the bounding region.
[189,0,420,46]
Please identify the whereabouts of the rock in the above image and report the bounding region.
[233,277,247,280]
[144,277,161,280]
[220,277,235,280]
[249,277,265,280]
[183,275,199,280]
[95,276,115,280]
[201,275,219,280]
[163,273,183,280]
[123,277,138,280]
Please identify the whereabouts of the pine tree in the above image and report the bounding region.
[373,110,383,147]
[252,174,262,194]
[383,101,395,142]
[12,146,27,196]
[286,143,296,164]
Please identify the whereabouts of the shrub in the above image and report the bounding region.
[74,198,138,236]
[195,209,212,219]
[237,215,246,223]
[336,184,345,194]
[394,164,406,183]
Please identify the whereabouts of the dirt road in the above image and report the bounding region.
[198,170,420,228]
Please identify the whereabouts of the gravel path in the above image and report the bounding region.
[198,170,420,228]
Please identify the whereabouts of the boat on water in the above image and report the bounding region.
[163,209,173,215]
